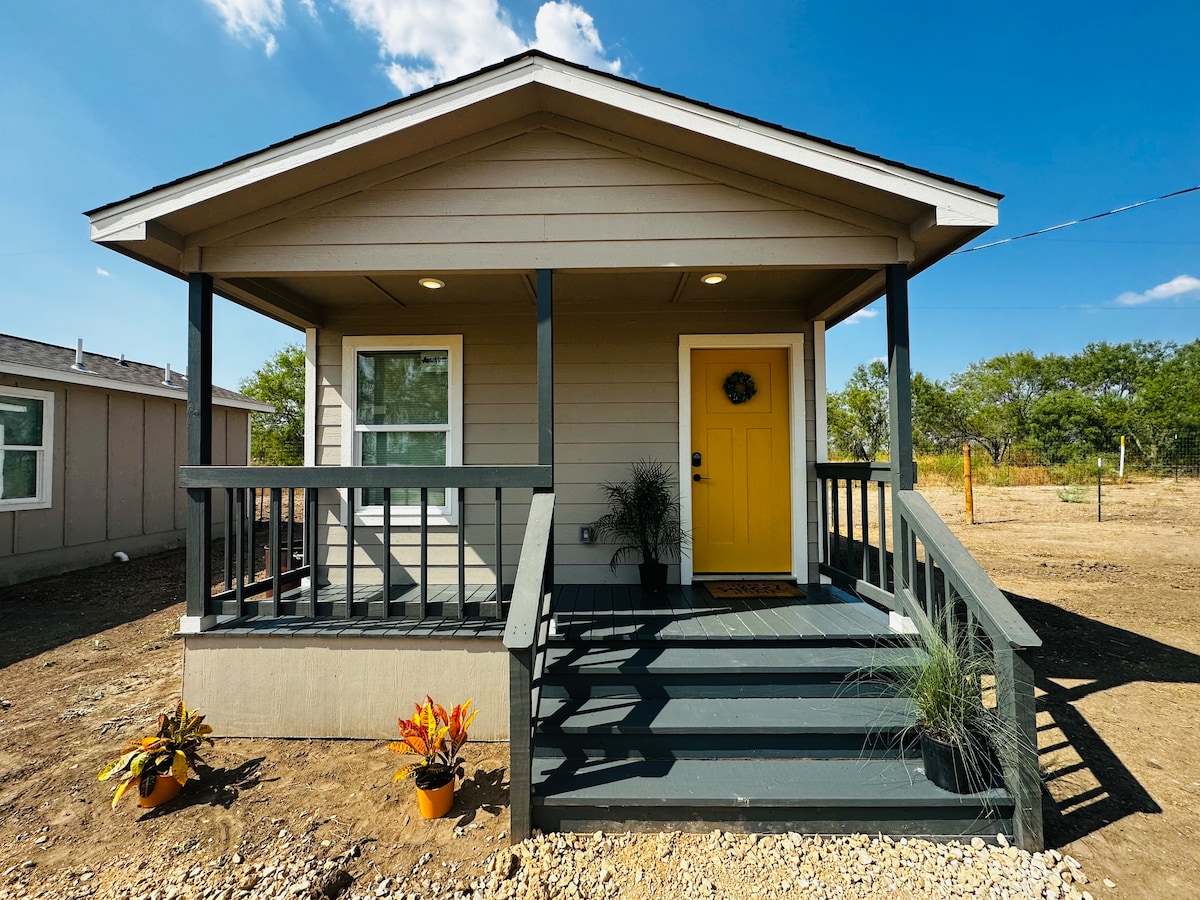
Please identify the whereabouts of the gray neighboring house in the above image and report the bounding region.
[0,334,271,586]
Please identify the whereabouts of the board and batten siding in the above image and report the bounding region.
[315,295,819,588]
[203,129,898,275]
[0,376,249,586]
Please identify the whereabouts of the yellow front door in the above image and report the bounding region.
[690,348,792,574]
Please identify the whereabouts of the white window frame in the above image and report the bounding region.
[0,386,54,512]
[341,335,464,526]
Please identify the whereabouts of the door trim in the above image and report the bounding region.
[678,333,807,585]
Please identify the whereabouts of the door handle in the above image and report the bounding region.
[693,474,709,482]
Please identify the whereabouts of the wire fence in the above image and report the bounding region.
[840,430,1200,487]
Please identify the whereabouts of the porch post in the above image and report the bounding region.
[535,268,554,587]
[885,263,914,491]
[183,272,214,629]
[536,269,554,475]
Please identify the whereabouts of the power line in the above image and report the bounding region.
[952,185,1200,255]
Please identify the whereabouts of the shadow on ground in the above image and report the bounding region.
[1006,590,1200,847]
[0,547,190,668]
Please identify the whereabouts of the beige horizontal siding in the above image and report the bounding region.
[206,131,894,275]
[313,297,818,588]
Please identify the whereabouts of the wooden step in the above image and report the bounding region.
[531,756,1013,838]
[540,644,924,699]
[535,695,916,759]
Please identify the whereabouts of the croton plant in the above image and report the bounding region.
[389,697,477,790]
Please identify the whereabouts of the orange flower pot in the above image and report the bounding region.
[138,774,183,808]
[416,781,454,819]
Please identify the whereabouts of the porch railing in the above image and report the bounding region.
[179,465,552,621]
[816,462,1043,851]
[501,491,556,841]
[816,462,896,611]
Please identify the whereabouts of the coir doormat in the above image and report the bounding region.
[704,581,806,599]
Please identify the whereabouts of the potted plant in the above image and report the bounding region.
[389,697,477,819]
[98,701,214,808]
[593,459,688,597]
[872,610,1019,794]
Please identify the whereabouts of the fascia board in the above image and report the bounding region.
[87,60,543,241]
[531,64,999,226]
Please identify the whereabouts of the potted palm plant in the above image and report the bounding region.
[593,459,688,598]
[98,701,214,809]
[389,697,477,819]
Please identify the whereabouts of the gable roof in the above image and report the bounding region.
[87,51,1001,327]
[0,334,272,412]
[87,50,1000,218]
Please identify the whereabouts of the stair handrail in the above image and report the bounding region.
[893,488,1043,852]
[502,491,556,842]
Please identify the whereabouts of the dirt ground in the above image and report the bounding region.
[920,478,1200,899]
[0,478,1197,898]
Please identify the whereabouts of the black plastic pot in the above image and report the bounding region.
[920,732,1001,794]
[638,561,669,598]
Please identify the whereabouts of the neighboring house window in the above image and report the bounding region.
[0,387,54,511]
[342,336,463,525]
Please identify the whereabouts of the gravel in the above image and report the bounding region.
[1,829,1097,900]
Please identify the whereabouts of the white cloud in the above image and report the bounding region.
[340,0,621,94]
[96,267,111,277]
[845,308,878,325]
[204,0,286,56]
[204,0,621,91]
[530,2,619,74]
[1114,274,1200,307]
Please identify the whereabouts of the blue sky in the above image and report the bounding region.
[2,1,1198,391]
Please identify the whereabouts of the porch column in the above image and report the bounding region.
[183,272,214,630]
[536,268,554,475]
[885,263,914,491]
[535,267,554,584]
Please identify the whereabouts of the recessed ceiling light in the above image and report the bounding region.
[700,273,726,285]
[418,277,445,290]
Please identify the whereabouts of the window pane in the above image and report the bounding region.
[356,351,448,426]
[361,432,447,507]
[0,450,38,500]
[0,396,44,446]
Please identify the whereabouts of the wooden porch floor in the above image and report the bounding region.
[203,582,893,642]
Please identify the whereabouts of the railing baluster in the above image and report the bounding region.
[420,487,428,618]
[223,488,233,591]
[269,488,282,617]
[345,487,355,617]
[495,486,503,620]
[458,486,466,620]
[383,488,392,618]
[859,477,870,584]
[306,487,318,616]
[286,487,295,572]
[234,488,245,616]
[844,476,854,574]
[246,488,256,592]
[877,481,888,591]
[924,548,936,621]
[831,478,841,571]
[817,477,828,565]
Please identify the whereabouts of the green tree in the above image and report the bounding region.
[948,351,1050,465]
[239,344,305,466]
[828,360,889,460]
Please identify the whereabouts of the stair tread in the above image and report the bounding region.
[537,695,915,734]
[544,644,923,676]
[532,757,1010,809]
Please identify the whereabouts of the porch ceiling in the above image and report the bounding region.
[233,268,862,321]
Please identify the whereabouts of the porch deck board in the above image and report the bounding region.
[197,581,891,643]
[553,582,893,643]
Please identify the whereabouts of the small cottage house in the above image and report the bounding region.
[0,334,270,585]
[87,53,1042,848]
